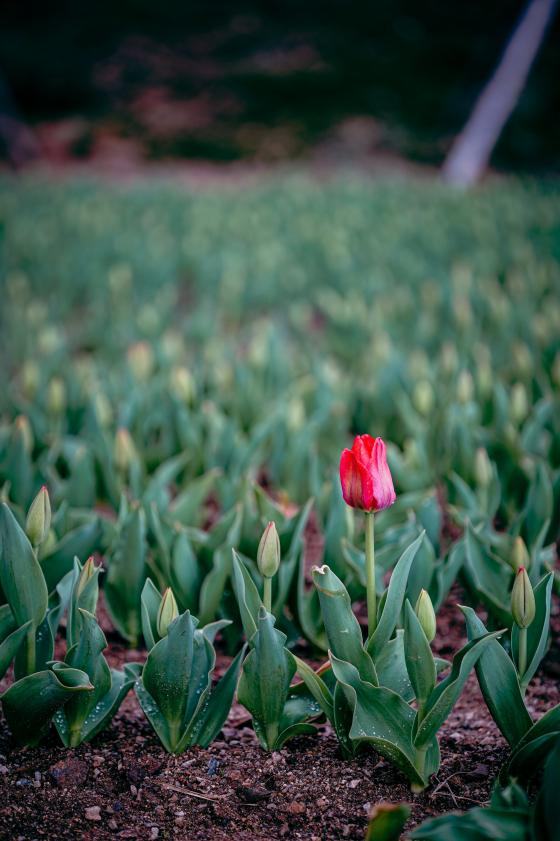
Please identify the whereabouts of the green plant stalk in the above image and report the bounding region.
[412,699,428,793]
[518,627,527,680]
[263,577,272,613]
[25,627,36,676]
[365,511,376,634]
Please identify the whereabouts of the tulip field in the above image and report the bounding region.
[0,174,559,840]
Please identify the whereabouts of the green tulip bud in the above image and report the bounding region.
[414,589,436,643]
[114,428,137,473]
[511,567,535,629]
[127,341,154,382]
[76,556,97,598]
[474,448,493,488]
[25,486,52,547]
[14,415,33,452]
[21,361,40,398]
[47,377,66,415]
[412,381,434,417]
[511,537,529,573]
[511,383,528,423]
[257,521,281,579]
[170,366,194,402]
[157,588,179,637]
[456,370,474,404]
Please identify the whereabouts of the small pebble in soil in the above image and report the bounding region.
[207,757,219,776]
[85,806,102,821]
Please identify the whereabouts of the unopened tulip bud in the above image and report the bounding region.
[412,381,434,417]
[127,341,154,382]
[257,521,281,578]
[157,588,179,637]
[14,415,33,452]
[21,361,40,398]
[47,377,66,415]
[114,428,136,473]
[26,486,51,547]
[170,366,194,402]
[511,537,530,573]
[511,383,528,423]
[511,567,535,629]
[76,556,97,598]
[94,392,112,428]
[456,371,474,404]
[441,343,458,375]
[474,448,493,488]
[415,589,436,643]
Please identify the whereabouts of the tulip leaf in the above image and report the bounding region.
[237,609,297,751]
[231,550,262,640]
[169,531,202,613]
[105,506,146,645]
[0,502,48,629]
[0,620,32,680]
[141,577,162,650]
[185,644,246,749]
[461,605,532,747]
[296,549,327,650]
[511,572,553,690]
[414,630,504,748]
[330,653,439,787]
[463,525,512,627]
[375,629,414,701]
[365,803,411,841]
[169,469,219,527]
[403,601,436,704]
[41,518,103,593]
[367,531,424,660]
[294,656,335,723]
[503,703,560,783]
[1,665,93,746]
[312,564,377,685]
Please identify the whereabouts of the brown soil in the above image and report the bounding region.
[1,589,558,841]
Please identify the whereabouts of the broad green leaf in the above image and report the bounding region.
[330,653,438,787]
[404,601,436,704]
[0,621,32,680]
[105,505,146,645]
[0,502,48,629]
[296,548,327,650]
[375,630,414,701]
[237,608,296,750]
[365,803,411,841]
[523,461,553,548]
[294,656,335,723]
[511,572,553,689]
[532,736,560,840]
[463,525,512,627]
[410,806,529,840]
[504,703,560,783]
[461,605,532,747]
[414,630,504,748]
[367,532,424,660]
[169,531,202,613]
[141,578,162,650]
[312,564,377,685]
[169,469,219,527]
[1,665,92,746]
[41,518,103,593]
[231,549,262,640]
[186,644,246,749]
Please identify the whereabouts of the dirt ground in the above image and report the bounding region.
[1,583,558,841]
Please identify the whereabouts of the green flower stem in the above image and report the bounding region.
[365,511,376,635]
[263,577,272,613]
[412,700,428,793]
[518,626,528,679]
[25,627,36,676]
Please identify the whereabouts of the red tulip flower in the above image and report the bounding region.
[340,435,396,513]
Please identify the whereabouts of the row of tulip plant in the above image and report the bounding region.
[0,434,556,798]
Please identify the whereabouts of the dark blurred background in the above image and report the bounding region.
[1,0,558,171]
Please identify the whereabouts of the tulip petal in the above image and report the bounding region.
[371,438,396,511]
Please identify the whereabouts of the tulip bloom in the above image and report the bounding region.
[339,435,396,513]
